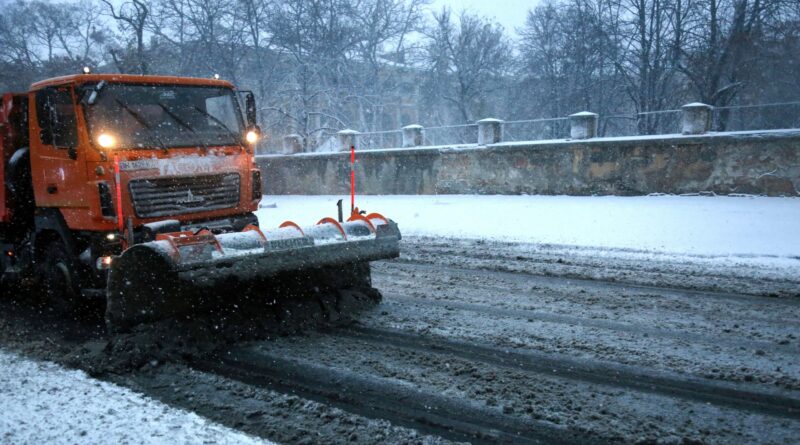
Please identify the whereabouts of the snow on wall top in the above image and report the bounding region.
[257,128,800,160]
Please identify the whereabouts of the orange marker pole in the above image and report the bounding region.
[350,145,355,214]
[113,155,127,249]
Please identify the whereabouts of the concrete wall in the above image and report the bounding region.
[257,130,800,197]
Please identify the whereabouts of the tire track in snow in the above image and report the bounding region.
[375,260,800,308]
[194,350,607,445]
[336,325,800,420]
[379,293,800,355]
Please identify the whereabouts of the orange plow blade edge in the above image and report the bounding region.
[105,214,401,332]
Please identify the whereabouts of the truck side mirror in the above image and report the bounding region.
[245,92,257,127]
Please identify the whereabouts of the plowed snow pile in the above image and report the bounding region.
[0,350,275,445]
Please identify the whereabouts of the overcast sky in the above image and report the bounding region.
[97,0,538,39]
[428,0,538,34]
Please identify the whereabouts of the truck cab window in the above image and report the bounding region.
[36,87,78,148]
[205,94,240,132]
[85,84,244,149]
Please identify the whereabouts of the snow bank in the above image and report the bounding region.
[0,350,275,445]
[256,195,800,258]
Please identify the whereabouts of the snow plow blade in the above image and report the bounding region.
[105,214,400,333]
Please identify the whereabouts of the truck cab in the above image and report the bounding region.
[1,74,263,297]
[29,74,262,231]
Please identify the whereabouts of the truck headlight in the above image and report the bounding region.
[245,130,259,144]
[97,133,116,149]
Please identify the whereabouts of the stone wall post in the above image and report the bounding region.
[569,112,599,139]
[402,124,424,147]
[477,118,503,145]
[681,103,713,135]
[337,129,360,151]
[282,134,303,154]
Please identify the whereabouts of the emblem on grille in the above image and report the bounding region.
[176,189,205,205]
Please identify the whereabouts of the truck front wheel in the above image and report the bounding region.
[36,240,80,314]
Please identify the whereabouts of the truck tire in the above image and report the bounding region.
[36,239,80,314]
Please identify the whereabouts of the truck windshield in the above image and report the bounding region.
[85,84,244,149]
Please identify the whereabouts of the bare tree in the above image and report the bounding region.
[101,0,151,74]
[264,0,361,149]
[424,8,511,123]
[0,1,39,89]
[32,0,107,66]
[517,0,625,120]
[0,0,108,87]
[348,0,426,131]
[151,0,249,81]
[237,0,278,100]
[602,0,688,133]
[0,0,798,145]
[678,0,780,109]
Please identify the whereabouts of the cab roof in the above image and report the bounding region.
[30,74,236,91]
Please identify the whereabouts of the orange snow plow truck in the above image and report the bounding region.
[0,74,400,332]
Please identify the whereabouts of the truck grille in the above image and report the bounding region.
[129,173,240,218]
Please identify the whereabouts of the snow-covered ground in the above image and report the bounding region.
[256,194,800,258]
[0,350,275,445]
[3,194,796,445]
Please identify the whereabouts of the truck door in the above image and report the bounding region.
[29,86,87,209]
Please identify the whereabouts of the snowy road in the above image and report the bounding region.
[182,237,799,444]
[1,232,799,443]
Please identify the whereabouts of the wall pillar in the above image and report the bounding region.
[337,129,360,151]
[402,124,424,147]
[477,118,503,145]
[681,102,713,135]
[282,134,303,154]
[569,112,598,139]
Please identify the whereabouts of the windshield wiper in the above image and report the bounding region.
[157,102,194,133]
[114,98,168,151]
[191,105,242,146]
[84,80,106,105]
[157,102,209,151]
